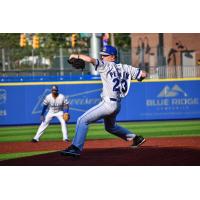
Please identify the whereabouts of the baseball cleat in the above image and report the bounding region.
[31,139,38,143]
[60,145,81,157]
[64,139,70,142]
[131,135,146,148]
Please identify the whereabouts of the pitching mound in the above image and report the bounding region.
[1,137,200,166]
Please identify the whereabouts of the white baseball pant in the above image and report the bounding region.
[33,111,68,141]
[72,99,136,150]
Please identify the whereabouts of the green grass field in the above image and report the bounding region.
[1,120,200,142]
[0,151,54,161]
[1,120,200,161]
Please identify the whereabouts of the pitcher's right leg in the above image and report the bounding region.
[104,114,145,147]
[104,115,136,141]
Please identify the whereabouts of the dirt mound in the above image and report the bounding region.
[1,137,200,166]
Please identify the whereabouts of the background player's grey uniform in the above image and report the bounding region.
[72,59,143,150]
[33,93,69,141]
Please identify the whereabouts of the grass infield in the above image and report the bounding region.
[0,151,54,161]
[1,120,200,143]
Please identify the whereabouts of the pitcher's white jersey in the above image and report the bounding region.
[95,59,142,99]
[43,93,69,113]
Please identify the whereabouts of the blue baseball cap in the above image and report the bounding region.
[51,85,58,91]
[100,45,117,56]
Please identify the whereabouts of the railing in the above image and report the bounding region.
[149,65,200,79]
[0,68,90,77]
[1,47,200,80]
[1,66,200,83]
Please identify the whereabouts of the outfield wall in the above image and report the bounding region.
[0,78,200,125]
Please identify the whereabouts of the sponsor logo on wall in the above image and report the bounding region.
[32,88,101,114]
[146,84,199,112]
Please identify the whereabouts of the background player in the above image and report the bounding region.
[32,85,70,142]
[61,45,147,156]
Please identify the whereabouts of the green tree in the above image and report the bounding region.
[0,33,20,48]
[114,33,131,49]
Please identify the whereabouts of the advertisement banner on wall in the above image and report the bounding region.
[0,80,200,125]
[0,83,102,125]
[123,80,200,120]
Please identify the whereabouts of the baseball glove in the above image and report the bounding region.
[68,58,85,70]
[63,113,70,122]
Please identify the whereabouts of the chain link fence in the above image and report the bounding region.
[1,47,200,78]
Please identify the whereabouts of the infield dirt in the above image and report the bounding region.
[1,137,200,166]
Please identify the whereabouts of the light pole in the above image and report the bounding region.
[158,33,164,66]
[1,48,5,72]
[89,33,101,75]
[59,46,64,76]
[158,33,166,78]
[32,48,35,76]
[110,33,115,46]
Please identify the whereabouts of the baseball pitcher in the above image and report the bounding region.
[32,85,70,142]
[61,45,147,156]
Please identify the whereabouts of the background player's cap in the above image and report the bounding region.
[51,85,58,91]
[100,45,117,56]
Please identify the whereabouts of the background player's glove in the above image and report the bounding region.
[68,58,85,70]
[63,113,70,122]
